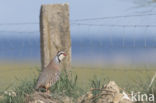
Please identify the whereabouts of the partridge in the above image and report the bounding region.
[35,51,66,92]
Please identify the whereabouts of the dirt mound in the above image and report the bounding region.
[26,92,73,103]
[26,81,133,103]
[79,81,133,103]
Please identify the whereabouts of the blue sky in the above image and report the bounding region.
[0,0,133,23]
[0,0,156,35]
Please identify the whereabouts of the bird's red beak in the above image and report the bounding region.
[63,53,67,56]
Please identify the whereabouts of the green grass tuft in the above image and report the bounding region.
[1,78,37,103]
[50,69,84,98]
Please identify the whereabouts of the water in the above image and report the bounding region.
[0,31,156,66]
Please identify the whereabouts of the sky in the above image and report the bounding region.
[0,0,156,65]
[0,0,133,23]
[0,0,156,35]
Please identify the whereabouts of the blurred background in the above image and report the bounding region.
[0,0,156,90]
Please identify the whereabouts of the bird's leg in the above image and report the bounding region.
[47,90,51,94]
[45,88,50,94]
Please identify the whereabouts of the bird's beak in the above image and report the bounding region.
[63,53,67,56]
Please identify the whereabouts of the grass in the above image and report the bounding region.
[0,64,155,102]
[0,65,155,91]
[0,64,39,92]
[72,67,156,89]
[0,69,155,103]
[0,69,82,103]
[0,79,37,103]
[50,70,84,98]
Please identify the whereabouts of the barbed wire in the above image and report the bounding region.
[71,23,156,27]
[0,13,155,26]
[71,13,156,22]
[0,22,154,28]
[0,30,39,33]
[0,22,39,26]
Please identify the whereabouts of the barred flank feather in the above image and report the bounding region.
[35,58,60,90]
[36,51,66,91]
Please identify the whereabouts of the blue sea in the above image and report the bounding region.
[0,31,156,67]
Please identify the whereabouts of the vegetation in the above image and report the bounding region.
[0,69,83,103]
[0,78,37,103]
[50,70,84,98]
[0,66,155,103]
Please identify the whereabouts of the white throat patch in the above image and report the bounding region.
[59,54,65,61]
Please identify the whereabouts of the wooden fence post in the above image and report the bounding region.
[40,3,71,70]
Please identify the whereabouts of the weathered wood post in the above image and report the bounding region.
[40,3,71,70]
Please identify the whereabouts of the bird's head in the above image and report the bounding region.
[56,51,67,63]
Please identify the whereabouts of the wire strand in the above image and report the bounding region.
[71,23,156,27]
[71,13,156,22]
[0,22,39,26]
